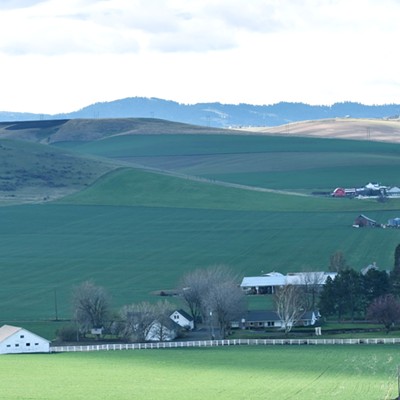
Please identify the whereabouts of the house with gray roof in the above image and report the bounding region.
[231,310,320,330]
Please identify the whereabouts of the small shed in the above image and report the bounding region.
[353,214,378,227]
[0,325,50,354]
[170,309,194,330]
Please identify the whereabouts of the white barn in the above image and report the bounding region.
[0,325,50,354]
[240,271,337,294]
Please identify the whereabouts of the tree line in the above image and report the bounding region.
[319,245,400,332]
[59,245,400,342]
[59,265,245,342]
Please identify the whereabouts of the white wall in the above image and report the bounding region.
[0,329,50,354]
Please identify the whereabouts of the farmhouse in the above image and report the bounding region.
[0,325,50,354]
[170,309,194,330]
[240,271,336,294]
[231,310,320,330]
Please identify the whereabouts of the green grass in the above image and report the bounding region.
[62,134,400,192]
[3,130,400,328]
[1,198,400,322]
[0,346,397,399]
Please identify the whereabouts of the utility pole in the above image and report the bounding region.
[54,288,59,321]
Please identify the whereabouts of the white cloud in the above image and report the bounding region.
[0,0,46,10]
[0,0,400,113]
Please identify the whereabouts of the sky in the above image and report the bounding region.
[0,0,399,114]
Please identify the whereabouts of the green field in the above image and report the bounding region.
[0,346,398,399]
[2,123,400,327]
[60,134,400,191]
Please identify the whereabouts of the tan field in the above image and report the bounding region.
[237,118,400,143]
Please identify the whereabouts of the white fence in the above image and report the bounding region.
[50,337,400,353]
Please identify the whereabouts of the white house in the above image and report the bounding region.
[231,310,320,330]
[231,310,285,329]
[170,309,194,330]
[0,325,50,354]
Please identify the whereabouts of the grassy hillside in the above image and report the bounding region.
[59,134,400,193]
[0,118,232,144]
[2,118,400,323]
[0,139,116,203]
[1,167,399,321]
[0,346,397,399]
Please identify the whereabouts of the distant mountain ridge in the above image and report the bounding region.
[1,97,400,128]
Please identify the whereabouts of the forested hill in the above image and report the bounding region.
[1,97,399,128]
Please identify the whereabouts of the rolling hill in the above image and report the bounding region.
[240,118,400,143]
[1,117,400,324]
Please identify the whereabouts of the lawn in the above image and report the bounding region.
[0,345,397,399]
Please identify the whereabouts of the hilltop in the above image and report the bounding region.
[239,118,400,144]
[1,116,400,204]
[1,97,400,128]
[0,118,235,144]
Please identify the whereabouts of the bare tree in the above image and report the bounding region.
[148,300,176,342]
[300,272,325,310]
[180,268,210,327]
[72,280,110,336]
[119,301,155,342]
[203,280,245,339]
[329,251,347,272]
[180,265,245,338]
[274,285,305,335]
[367,294,400,333]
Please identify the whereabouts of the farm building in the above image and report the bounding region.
[332,187,346,197]
[353,214,379,227]
[146,319,180,342]
[231,310,320,330]
[0,325,50,354]
[170,309,194,330]
[387,187,400,197]
[388,217,400,228]
[240,271,336,294]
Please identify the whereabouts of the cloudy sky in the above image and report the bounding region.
[0,0,399,114]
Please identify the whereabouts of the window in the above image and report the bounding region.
[26,343,30,347]
[15,344,19,347]
[35,343,39,346]
[20,335,24,338]
[6,345,10,348]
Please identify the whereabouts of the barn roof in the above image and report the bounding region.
[240,272,336,287]
[0,325,21,342]
[240,274,285,288]
[356,214,377,223]
[0,324,50,344]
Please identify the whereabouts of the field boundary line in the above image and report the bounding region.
[50,337,400,353]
